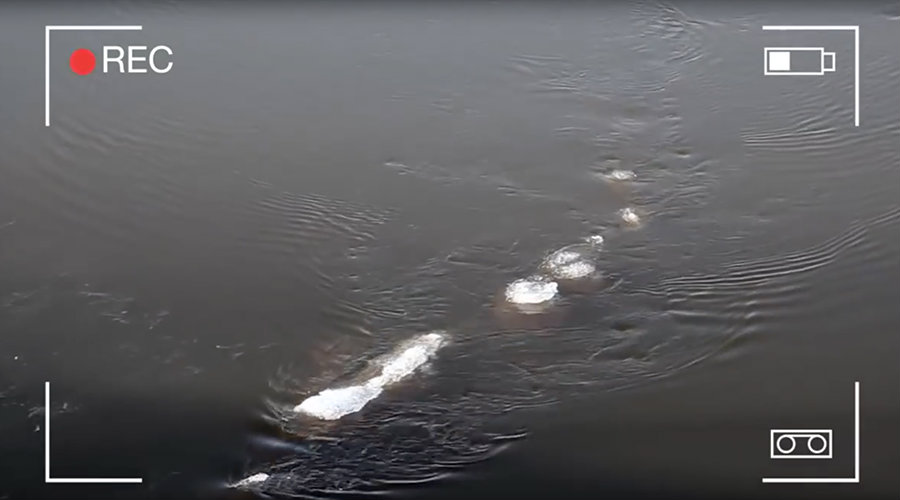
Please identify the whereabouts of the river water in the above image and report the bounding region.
[1,2,898,499]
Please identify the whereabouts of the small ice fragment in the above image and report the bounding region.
[504,277,559,304]
[607,169,636,181]
[555,261,596,279]
[547,250,581,267]
[584,234,604,246]
[618,207,641,225]
[544,248,597,279]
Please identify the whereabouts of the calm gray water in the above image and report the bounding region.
[1,2,899,499]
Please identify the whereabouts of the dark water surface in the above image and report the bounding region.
[1,2,899,499]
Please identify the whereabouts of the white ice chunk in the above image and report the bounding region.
[232,472,269,488]
[618,207,641,225]
[547,250,581,267]
[504,277,559,304]
[543,246,599,280]
[294,332,446,420]
[553,261,596,279]
[294,383,383,421]
[374,332,445,386]
[584,234,604,247]
[606,169,636,181]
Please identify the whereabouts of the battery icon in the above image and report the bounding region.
[764,47,835,75]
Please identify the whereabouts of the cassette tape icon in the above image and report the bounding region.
[764,47,835,76]
[770,429,833,459]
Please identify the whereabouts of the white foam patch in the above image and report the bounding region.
[504,277,559,304]
[231,472,269,488]
[294,332,446,420]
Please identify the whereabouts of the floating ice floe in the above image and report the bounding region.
[294,332,446,421]
[543,249,596,280]
[541,242,603,281]
[504,277,559,305]
[231,472,269,488]
[294,383,383,421]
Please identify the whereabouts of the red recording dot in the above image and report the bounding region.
[69,48,96,75]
